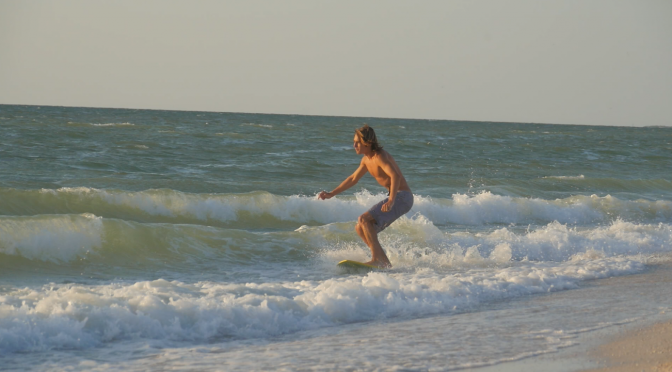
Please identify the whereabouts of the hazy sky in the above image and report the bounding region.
[1,1,671,126]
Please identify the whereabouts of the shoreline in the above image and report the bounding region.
[469,260,672,372]
[580,319,672,372]
[575,260,672,371]
[471,318,672,372]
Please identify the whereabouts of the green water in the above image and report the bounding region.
[3,105,671,200]
[1,104,672,371]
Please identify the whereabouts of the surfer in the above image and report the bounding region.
[318,125,413,268]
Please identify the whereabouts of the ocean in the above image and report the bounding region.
[1,104,671,371]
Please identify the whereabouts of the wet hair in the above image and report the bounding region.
[355,124,383,152]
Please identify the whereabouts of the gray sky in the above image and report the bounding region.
[1,0,671,126]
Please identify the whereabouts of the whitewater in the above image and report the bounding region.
[1,104,672,371]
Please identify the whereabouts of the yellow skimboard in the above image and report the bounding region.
[337,260,387,272]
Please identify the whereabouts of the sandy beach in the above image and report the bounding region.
[466,260,672,372]
[582,319,672,372]
[581,260,672,372]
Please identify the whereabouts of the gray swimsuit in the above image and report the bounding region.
[366,190,414,233]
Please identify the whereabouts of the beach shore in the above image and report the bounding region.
[580,260,672,372]
[468,260,672,372]
[581,319,672,372]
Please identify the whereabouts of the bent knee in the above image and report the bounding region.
[358,213,373,225]
[358,215,375,229]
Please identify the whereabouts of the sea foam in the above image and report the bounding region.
[0,214,102,262]
[0,256,644,353]
[309,215,672,268]
[2,188,668,228]
[2,212,670,269]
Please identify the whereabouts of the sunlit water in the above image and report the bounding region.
[1,104,672,371]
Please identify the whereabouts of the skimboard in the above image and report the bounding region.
[337,260,386,272]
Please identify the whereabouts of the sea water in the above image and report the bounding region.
[1,104,672,371]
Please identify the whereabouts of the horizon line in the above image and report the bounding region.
[0,103,657,129]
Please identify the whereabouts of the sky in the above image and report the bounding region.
[1,0,671,126]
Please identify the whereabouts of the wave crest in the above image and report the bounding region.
[2,188,672,229]
[0,214,102,262]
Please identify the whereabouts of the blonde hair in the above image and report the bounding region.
[355,124,383,152]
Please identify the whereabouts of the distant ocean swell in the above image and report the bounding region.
[508,177,672,194]
[1,188,671,228]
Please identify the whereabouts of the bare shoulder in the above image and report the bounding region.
[374,150,394,164]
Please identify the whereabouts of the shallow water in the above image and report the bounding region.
[1,104,672,370]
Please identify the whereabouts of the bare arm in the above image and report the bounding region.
[318,160,368,200]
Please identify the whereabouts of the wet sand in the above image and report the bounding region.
[469,260,672,372]
[581,319,672,372]
[581,260,672,372]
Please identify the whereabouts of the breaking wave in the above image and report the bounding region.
[1,212,670,269]
[0,256,645,353]
[1,188,671,229]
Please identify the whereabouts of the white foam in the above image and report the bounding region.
[46,188,372,224]
[90,123,135,127]
[314,217,672,269]
[543,175,585,180]
[0,214,102,262]
[331,146,352,151]
[414,192,672,225]
[413,192,595,225]
[241,123,272,128]
[30,188,672,227]
[0,256,644,353]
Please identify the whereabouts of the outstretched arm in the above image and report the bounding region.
[318,161,368,200]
